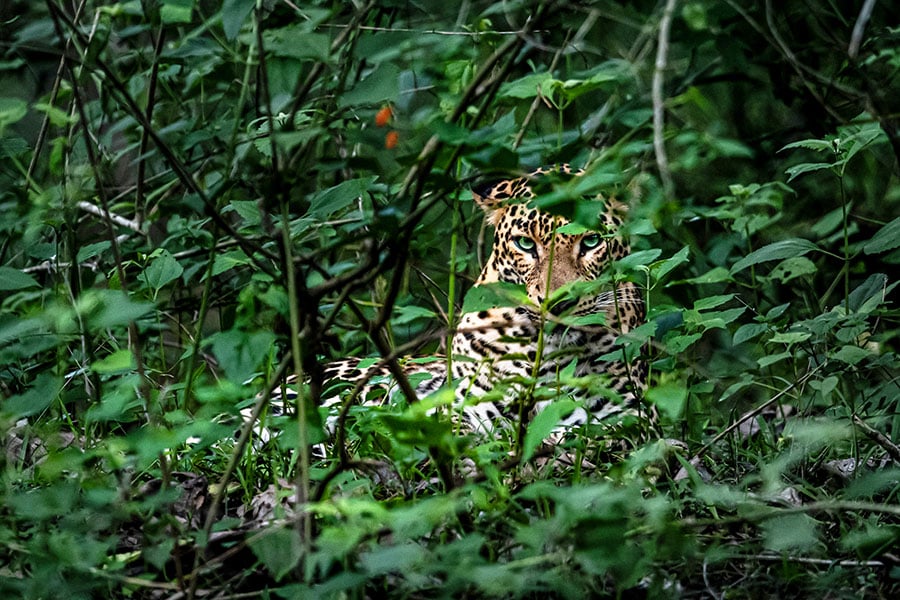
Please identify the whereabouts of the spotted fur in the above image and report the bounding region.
[260,166,649,440]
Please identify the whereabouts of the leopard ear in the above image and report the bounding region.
[470,181,510,213]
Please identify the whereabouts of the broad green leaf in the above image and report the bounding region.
[143,250,183,292]
[308,177,376,218]
[392,305,436,326]
[731,239,819,274]
[461,281,529,313]
[222,0,254,40]
[161,0,193,24]
[650,246,689,282]
[248,526,302,581]
[2,372,61,418]
[733,322,767,345]
[33,102,76,127]
[359,542,422,575]
[339,63,401,107]
[810,204,848,238]
[758,351,791,367]
[762,514,819,552]
[665,332,702,353]
[679,267,732,285]
[645,381,686,420]
[848,273,890,312]
[0,266,39,290]
[863,216,900,254]
[831,345,870,365]
[522,399,577,462]
[211,249,251,277]
[204,330,276,384]
[91,349,135,374]
[693,294,735,311]
[0,97,27,132]
[81,290,154,329]
[76,241,111,263]
[498,72,554,99]
[265,29,331,61]
[769,256,817,283]
[616,249,662,271]
[768,331,811,344]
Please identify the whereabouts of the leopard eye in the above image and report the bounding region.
[581,234,602,251]
[514,236,537,254]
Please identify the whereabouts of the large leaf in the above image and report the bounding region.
[522,399,577,463]
[0,266,39,290]
[730,239,819,274]
[863,216,900,254]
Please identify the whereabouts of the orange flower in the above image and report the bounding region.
[385,130,399,149]
[375,105,393,127]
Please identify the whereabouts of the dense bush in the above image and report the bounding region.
[1,1,898,597]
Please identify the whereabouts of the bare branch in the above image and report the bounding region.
[653,0,677,200]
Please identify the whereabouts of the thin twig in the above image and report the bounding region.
[652,0,677,200]
[852,414,900,463]
[688,361,826,463]
[848,0,876,59]
[76,201,142,232]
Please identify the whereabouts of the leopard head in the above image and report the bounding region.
[471,166,630,315]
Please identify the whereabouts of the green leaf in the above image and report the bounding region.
[211,249,251,277]
[222,0,254,40]
[784,161,833,182]
[461,282,529,313]
[160,0,193,24]
[831,345,870,365]
[779,138,835,153]
[91,349,135,374]
[498,72,554,99]
[645,382,686,420]
[731,239,819,274]
[768,331,811,345]
[863,216,900,254]
[693,294,735,311]
[0,266,39,290]
[758,351,791,367]
[308,177,377,219]
[615,249,662,271]
[339,63,400,107]
[733,322,767,345]
[143,250,183,292]
[2,372,62,418]
[650,246,689,282]
[76,241,111,263]
[81,290,154,329]
[204,329,276,384]
[768,256,817,283]
[392,305,436,326]
[679,267,732,285]
[522,399,577,462]
[0,97,27,132]
[248,526,302,581]
[762,514,819,552]
[33,102,77,127]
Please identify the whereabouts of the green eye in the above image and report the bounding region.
[581,234,601,250]
[514,236,537,253]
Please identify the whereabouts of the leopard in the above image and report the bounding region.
[251,165,650,448]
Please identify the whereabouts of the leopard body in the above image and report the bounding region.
[313,165,648,434]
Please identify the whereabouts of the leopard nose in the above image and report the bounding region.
[549,298,578,316]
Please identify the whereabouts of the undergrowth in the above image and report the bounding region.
[1,1,898,598]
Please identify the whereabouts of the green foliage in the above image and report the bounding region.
[1,0,898,598]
